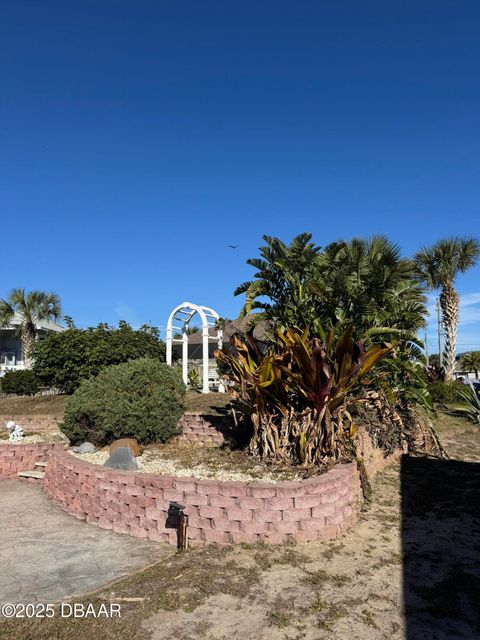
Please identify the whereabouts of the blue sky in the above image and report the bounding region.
[1,1,479,351]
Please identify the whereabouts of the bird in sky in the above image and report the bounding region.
[229,244,239,249]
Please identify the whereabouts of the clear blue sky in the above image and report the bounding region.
[1,1,479,350]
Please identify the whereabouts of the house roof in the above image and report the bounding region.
[1,313,65,333]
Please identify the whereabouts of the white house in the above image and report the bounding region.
[0,313,64,374]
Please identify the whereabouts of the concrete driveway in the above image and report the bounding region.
[0,480,172,603]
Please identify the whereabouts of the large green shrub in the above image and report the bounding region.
[428,380,466,404]
[61,358,185,446]
[32,321,165,394]
[0,370,40,396]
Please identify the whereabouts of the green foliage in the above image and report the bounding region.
[450,385,480,424]
[461,352,480,377]
[32,321,165,393]
[187,368,201,390]
[319,237,427,338]
[0,369,40,396]
[428,354,441,368]
[236,234,427,341]
[414,237,480,290]
[0,288,62,330]
[373,344,433,413]
[235,233,322,330]
[428,380,466,404]
[61,358,186,446]
[216,326,392,465]
[414,237,480,380]
[173,326,200,339]
[0,288,62,366]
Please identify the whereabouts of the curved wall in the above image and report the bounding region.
[42,450,360,545]
[1,416,401,547]
[0,443,66,478]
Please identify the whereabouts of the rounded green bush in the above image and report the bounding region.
[428,380,467,404]
[0,370,40,396]
[61,358,186,446]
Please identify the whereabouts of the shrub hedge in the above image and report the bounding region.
[61,358,185,446]
[427,380,467,404]
[0,370,40,396]
[32,321,166,394]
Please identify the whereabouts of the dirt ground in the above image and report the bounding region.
[1,410,479,640]
[0,392,230,419]
[0,394,68,416]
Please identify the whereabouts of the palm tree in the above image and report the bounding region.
[414,238,480,381]
[0,288,62,368]
[234,233,322,329]
[236,234,427,342]
[461,351,480,379]
[319,236,427,338]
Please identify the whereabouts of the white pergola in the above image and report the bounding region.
[166,302,223,393]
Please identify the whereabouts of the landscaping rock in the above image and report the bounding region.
[110,438,143,457]
[73,442,96,454]
[104,447,138,471]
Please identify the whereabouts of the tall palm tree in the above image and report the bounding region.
[0,288,62,368]
[461,351,480,379]
[414,238,480,381]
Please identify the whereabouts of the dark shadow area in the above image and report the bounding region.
[204,410,252,450]
[401,455,480,639]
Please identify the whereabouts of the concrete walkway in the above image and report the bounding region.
[0,480,172,603]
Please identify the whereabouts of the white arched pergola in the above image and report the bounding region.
[166,302,223,393]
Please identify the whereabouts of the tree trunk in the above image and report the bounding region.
[440,283,460,382]
[22,327,36,369]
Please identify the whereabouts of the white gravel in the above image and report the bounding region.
[69,448,300,483]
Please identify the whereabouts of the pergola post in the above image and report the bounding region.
[202,325,209,393]
[182,331,189,386]
[166,326,173,365]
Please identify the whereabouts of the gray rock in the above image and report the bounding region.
[104,447,138,471]
[74,442,96,454]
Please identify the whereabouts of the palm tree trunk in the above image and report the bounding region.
[440,283,460,382]
[21,327,36,369]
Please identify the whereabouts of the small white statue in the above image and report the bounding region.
[6,421,24,442]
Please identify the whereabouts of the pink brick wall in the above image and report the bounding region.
[0,414,61,435]
[0,443,67,478]
[0,418,400,547]
[355,426,406,477]
[42,450,361,546]
[177,413,227,445]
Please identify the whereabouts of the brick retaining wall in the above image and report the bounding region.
[0,443,67,478]
[0,419,401,547]
[177,413,230,446]
[0,412,228,443]
[355,427,406,476]
[0,415,61,435]
[42,449,361,546]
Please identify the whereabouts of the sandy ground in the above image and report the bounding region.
[140,413,480,640]
[1,410,479,640]
[142,464,407,640]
